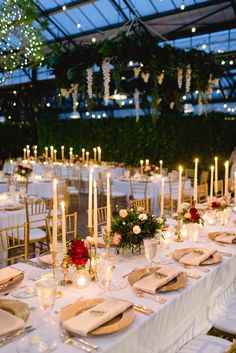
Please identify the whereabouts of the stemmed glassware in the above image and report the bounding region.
[143,238,158,267]
[35,278,58,320]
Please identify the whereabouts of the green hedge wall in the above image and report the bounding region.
[37,113,236,174]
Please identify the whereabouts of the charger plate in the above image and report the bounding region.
[60,298,135,336]
[172,248,223,265]
[0,272,24,295]
[0,299,30,321]
[128,267,188,292]
[208,232,236,243]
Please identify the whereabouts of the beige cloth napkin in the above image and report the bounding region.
[215,233,236,244]
[133,266,182,294]
[0,267,23,285]
[179,248,216,266]
[0,308,24,336]
[63,298,131,336]
[38,254,53,266]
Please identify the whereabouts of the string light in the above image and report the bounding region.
[180,1,185,10]
[191,27,196,33]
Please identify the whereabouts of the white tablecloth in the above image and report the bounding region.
[1,213,236,353]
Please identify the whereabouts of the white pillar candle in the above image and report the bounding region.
[145,159,149,166]
[69,147,73,164]
[159,160,163,175]
[224,160,229,196]
[88,168,93,228]
[234,171,236,208]
[214,157,218,195]
[50,146,54,160]
[61,146,64,160]
[86,151,89,164]
[27,149,30,160]
[61,201,66,255]
[140,160,144,175]
[160,177,164,217]
[193,158,198,203]
[107,173,111,233]
[210,165,214,205]
[93,148,97,162]
[52,179,58,251]
[177,165,183,213]
[82,148,85,162]
[93,181,98,248]
[97,147,101,163]
[45,147,48,160]
[23,148,26,160]
[54,149,57,162]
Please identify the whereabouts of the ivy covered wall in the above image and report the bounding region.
[37,113,236,172]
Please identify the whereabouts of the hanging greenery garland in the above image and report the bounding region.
[0,0,45,83]
[86,67,93,99]
[102,57,111,106]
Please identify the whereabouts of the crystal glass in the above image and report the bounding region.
[35,278,57,318]
[143,238,158,266]
[97,258,114,295]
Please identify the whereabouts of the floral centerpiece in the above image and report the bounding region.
[14,163,32,178]
[174,203,204,225]
[68,239,89,269]
[211,198,229,211]
[144,164,159,176]
[111,207,166,254]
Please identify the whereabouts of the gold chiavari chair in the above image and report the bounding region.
[200,171,209,185]
[197,183,208,203]
[46,212,78,243]
[182,188,193,204]
[130,197,150,212]
[185,168,195,186]
[0,224,28,266]
[99,173,126,210]
[90,206,109,233]
[214,179,224,197]
[57,179,69,213]
[158,194,174,215]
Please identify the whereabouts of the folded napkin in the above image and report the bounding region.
[215,233,236,244]
[179,248,216,266]
[0,308,24,336]
[63,298,131,336]
[133,266,182,294]
[0,267,23,285]
[38,254,53,266]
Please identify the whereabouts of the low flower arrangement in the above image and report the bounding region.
[68,239,89,269]
[144,164,159,176]
[111,207,166,254]
[14,163,32,178]
[174,204,204,225]
[211,198,229,211]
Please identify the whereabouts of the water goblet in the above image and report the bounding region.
[35,277,57,321]
[143,238,158,267]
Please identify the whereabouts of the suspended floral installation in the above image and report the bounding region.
[0,0,45,84]
[48,30,224,121]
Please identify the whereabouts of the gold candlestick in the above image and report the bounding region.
[107,230,111,258]
[89,245,97,281]
[59,254,72,286]
[174,212,183,242]
[51,248,63,297]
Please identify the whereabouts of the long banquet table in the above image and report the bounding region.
[1,212,236,353]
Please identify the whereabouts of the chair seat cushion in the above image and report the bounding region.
[214,301,236,335]
[177,335,231,353]
[19,228,46,241]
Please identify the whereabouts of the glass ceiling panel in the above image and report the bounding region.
[128,0,158,16]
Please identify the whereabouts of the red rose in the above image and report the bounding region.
[191,212,200,222]
[211,201,219,209]
[70,239,88,266]
[190,207,197,214]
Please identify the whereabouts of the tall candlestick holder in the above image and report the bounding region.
[51,248,63,297]
[59,254,72,286]
[87,226,97,281]
[174,212,183,242]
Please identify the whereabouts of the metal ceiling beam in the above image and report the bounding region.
[230,0,236,16]
[109,0,129,21]
[40,0,97,17]
[166,3,231,37]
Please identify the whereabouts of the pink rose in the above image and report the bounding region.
[119,209,128,218]
[113,233,121,245]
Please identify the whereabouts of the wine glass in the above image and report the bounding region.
[35,278,57,321]
[97,258,114,296]
[143,238,158,267]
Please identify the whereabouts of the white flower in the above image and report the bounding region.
[137,206,144,212]
[119,209,128,218]
[22,170,26,174]
[156,217,164,224]
[184,212,191,219]
[181,202,190,210]
[138,213,147,221]
[122,222,126,225]
[133,225,141,235]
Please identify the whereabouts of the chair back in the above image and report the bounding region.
[25,198,52,227]
[200,171,209,184]
[214,179,224,197]
[129,176,149,199]
[0,224,28,265]
[182,188,193,204]
[197,183,208,203]
[46,212,77,243]
[130,198,150,212]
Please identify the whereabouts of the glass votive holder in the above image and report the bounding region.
[72,269,91,289]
